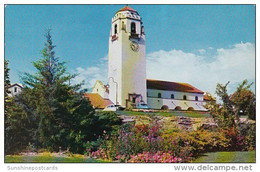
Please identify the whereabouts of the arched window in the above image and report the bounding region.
[175,106,182,111]
[158,93,161,98]
[171,94,174,99]
[195,96,198,101]
[183,95,187,100]
[161,105,169,110]
[114,24,117,34]
[131,22,136,33]
[188,107,194,111]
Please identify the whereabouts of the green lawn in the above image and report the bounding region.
[193,151,256,163]
[6,151,255,163]
[5,153,109,163]
[116,110,210,118]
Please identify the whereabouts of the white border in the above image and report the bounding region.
[1,1,258,172]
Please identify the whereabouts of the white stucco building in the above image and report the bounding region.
[8,83,23,97]
[92,80,109,99]
[89,6,211,111]
[147,79,207,111]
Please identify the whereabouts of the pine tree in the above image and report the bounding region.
[4,60,11,116]
[20,30,96,152]
[4,60,11,97]
[5,30,121,155]
[4,60,33,154]
[4,59,11,154]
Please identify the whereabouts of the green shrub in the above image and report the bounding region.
[95,111,122,135]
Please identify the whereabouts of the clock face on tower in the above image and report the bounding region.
[130,41,139,52]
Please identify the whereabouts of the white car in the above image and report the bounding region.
[103,104,122,111]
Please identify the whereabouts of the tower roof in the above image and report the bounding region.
[116,6,138,14]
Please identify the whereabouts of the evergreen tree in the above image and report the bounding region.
[5,97,33,154]
[4,59,10,120]
[20,30,96,153]
[4,60,11,119]
[4,60,11,99]
[5,30,121,155]
[4,60,33,154]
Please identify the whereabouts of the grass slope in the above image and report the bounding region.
[5,153,109,163]
[116,111,210,118]
[193,151,256,163]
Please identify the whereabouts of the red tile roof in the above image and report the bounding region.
[117,6,137,13]
[84,93,113,109]
[147,79,204,94]
[203,94,216,101]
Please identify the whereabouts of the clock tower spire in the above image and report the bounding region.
[108,6,147,108]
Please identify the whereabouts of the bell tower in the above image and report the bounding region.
[108,6,147,107]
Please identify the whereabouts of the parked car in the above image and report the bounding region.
[103,104,123,111]
[136,103,150,109]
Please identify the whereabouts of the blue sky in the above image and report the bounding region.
[5,5,255,94]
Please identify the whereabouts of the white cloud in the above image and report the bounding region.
[208,47,214,50]
[147,42,255,95]
[71,56,108,91]
[198,49,206,54]
[72,42,255,96]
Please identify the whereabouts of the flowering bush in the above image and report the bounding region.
[243,124,256,151]
[87,115,253,163]
[88,119,192,162]
[128,151,182,163]
[221,124,255,151]
[90,148,108,159]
